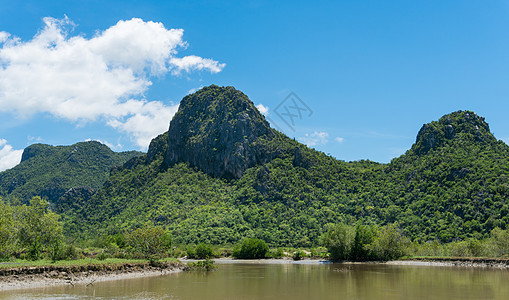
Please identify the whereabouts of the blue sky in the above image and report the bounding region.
[0,0,508,170]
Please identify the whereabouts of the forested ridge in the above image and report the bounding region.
[1,86,508,249]
[0,141,142,205]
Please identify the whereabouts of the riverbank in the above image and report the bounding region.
[203,257,509,268]
[0,260,184,291]
[390,257,509,269]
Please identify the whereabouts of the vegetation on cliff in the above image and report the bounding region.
[0,141,142,205]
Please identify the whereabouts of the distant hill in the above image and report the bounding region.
[70,85,509,245]
[0,141,142,207]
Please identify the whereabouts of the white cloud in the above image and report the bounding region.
[299,131,329,147]
[0,139,23,171]
[170,55,225,75]
[256,104,269,116]
[0,17,225,149]
[85,138,121,151]
[27,136,44,143]
[335,137,345,143]
[187,85,204,95]
[108,101,179,149]
[0,32,9,43]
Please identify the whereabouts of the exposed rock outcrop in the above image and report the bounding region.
[414,110,496,155]
[163,85,278,179]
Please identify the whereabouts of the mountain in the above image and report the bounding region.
[384,111,509,241]
[12,85,507,246]
[70,86,509,246]
[163,85,280,179]
[0,141,143,206]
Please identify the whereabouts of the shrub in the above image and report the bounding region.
[269,248,284,258]
[194,243,214,259]
[126,225,172,259]
[97,251,109,261]
[491,227,509,257]
[187,258,215,271]
[351,225,376,261]
[293,250,306,261]
[322,223,409,261]
[232,238,269,259]
[368,224,409,261]
[321,223,354,261]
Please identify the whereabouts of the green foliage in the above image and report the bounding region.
[490,227,509,257]
[2,90,507,253]
[232,238,269,259]
[187,258,215,271]
[97,251,109,261]
[322,223,409,261]
[367,224,409,261]
[73,111,508,248]
[126,225,171,259]
[0,200,15,259]
[0,141,142,204]
[292,250,306,261]
[351,225,376,261]
[17,197,64,260]
[269,248,284,258]
[321,223,354,261]
[194,243,214,259]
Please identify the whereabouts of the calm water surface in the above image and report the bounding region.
[1,262,509,299]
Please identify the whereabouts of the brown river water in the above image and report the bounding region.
[1,261,509,299]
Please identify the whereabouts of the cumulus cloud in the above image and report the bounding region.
[0,139,23,171]
[0,17,225,149]
[108,101,179,149]
[256,104,269,116]
[335,137,345,143]
[170,55,225,75]
[299,131,329,147]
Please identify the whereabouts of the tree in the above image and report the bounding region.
[490,227,509,257]
[0,199,16,259]
[321,223,354,261]
[194,243,214,259]
[368,224,409,261]
[351,225,376,261]
[126,224,171,259]
[232,238,269,259]
[16,197,64,260]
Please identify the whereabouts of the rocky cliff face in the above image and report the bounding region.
[413,110,496,155]
[163,85,277,179]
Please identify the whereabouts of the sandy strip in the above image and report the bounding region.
[0,266,182,291]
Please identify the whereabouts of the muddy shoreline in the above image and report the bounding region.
[0,261,184,291]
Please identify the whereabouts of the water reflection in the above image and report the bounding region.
[1,263,509,299]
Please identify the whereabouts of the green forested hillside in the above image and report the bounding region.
[69,86,509,247]
[0,141,142,205]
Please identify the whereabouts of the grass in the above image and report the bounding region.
[0,257,180,269]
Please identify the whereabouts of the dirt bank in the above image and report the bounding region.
[0,261,184,291]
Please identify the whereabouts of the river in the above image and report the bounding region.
[1,261,509,299]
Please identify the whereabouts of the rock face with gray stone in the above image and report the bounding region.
[163,85,278,179]
[413,110,496,155]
